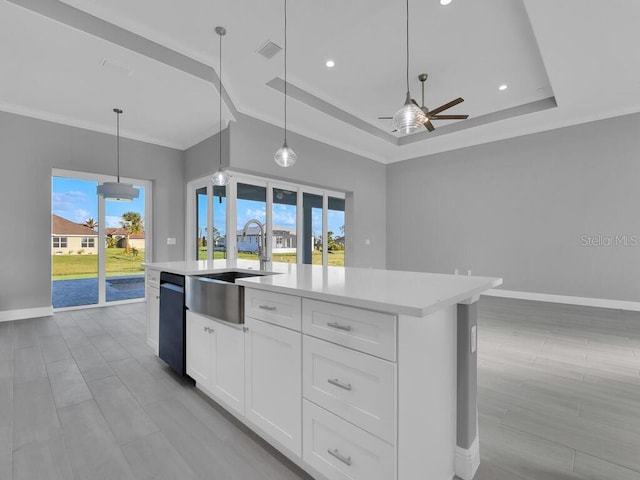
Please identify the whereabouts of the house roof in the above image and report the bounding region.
[52,214,98,236]
[105,227,145,239]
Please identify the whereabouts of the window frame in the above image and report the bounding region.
[186,171,346,267]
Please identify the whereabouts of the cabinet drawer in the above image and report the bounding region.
[245,289,301,331]
[303,400,396,480]
[302,299,396,361]
[303,336,396,444]
[146,269,160,288]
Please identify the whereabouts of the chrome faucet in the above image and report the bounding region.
[242,219,270,270]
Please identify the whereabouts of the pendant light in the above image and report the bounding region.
[211,26,231,186]
[274,0,297,167]
[97,109,140,201]
[391,0,426,135]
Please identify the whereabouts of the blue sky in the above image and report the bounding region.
[52,177,146,228]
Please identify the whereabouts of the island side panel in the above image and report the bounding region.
[397,305,457,480]
[455,302,480,480]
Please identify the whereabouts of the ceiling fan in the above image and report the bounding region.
[380,73,469,132]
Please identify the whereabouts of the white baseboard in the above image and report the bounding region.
[455,436,480,480]
[0,306,53,322]
[484,289,640,312]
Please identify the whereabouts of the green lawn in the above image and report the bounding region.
[198,248,345,266]
[52,248,145,280]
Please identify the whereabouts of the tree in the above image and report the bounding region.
[121,211,143,254]
[84,217,98,230]
[327,230,337,251]
[212,227,222,246]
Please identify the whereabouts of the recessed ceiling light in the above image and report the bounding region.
[498,84,508,91]
[325,59,335,68]
[440,0,452,5]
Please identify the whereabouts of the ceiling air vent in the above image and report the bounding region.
[256,40,282,59]
[100,57,133,76]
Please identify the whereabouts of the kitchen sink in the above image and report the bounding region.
[185,270,273,324]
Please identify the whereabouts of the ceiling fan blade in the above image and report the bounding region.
[424,119,435,132]
[378,116,393,119]
[391,129,398,133]
[429,97,464,116]
[430,114,469,120]
[410,98,420,107]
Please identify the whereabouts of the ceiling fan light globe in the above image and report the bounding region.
[211,169,231,186]
[392,103,427,134]
[274,143,297,167]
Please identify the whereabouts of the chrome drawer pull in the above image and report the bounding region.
[259,305,277,311]
[327,321,351,332]
[327,448,352,466]
[328,378,352,391]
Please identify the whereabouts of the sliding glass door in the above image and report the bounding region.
[52,169,151,309]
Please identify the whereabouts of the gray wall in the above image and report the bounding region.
[0,111,184,312]
[185,113,387,269]
[184,127,230,182]
[387,113,640,302]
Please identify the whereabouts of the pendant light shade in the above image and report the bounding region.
[392,93,426,134]
[97,108,140,201]
[274,0,296,167]
[392,0,425,135]
[274,141,297,167]
[211,26,231,186]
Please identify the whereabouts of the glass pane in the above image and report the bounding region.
[105,186,146,302]
[328,197,346,266]
[213,185,227,259]
[236,183,266,268]
[196,186,208,260]
[302,192,323,265]
[272,188,297,264]
[52,176,99,308]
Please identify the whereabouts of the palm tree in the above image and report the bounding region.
[121,211,143,254]
[84,217,98,231]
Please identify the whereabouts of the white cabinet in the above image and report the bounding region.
[303,400,396,480]
[186,311,245,415]
[303,335,397,444]
[145,269,160,354]
[244,316,302,456]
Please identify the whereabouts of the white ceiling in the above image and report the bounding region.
[1,0,639,163]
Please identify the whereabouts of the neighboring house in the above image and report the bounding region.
[334,236,345,247]
[51,214,98,255]
[105,227,146,250]
[236,226,297,254]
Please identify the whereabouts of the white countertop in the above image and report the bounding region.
[143,260,502,317]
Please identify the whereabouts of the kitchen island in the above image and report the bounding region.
[143,260,501,480]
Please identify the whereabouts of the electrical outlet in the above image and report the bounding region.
[467,269,472,276]
[167,238,176,245]
[454,268,459,275]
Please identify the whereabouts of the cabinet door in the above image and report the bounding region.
[212,321,245,415]
[146,285,160,355]
[186,311,213,388]
[245,317,302,456]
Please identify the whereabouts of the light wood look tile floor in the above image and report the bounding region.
[1,298,638,479]
[474,296,640,480]
[0,303,312,480]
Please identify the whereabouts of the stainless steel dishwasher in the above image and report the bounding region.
[159,272,186,375]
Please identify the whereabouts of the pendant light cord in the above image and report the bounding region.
[116,110,120,183]
[284,0,288,143]
[219,29,223,170]
[405,0,410,94]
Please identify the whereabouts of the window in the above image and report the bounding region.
[53,237,67,248]
[272,188,297,264]
[187,173,346,268]
[81,237,95,248]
